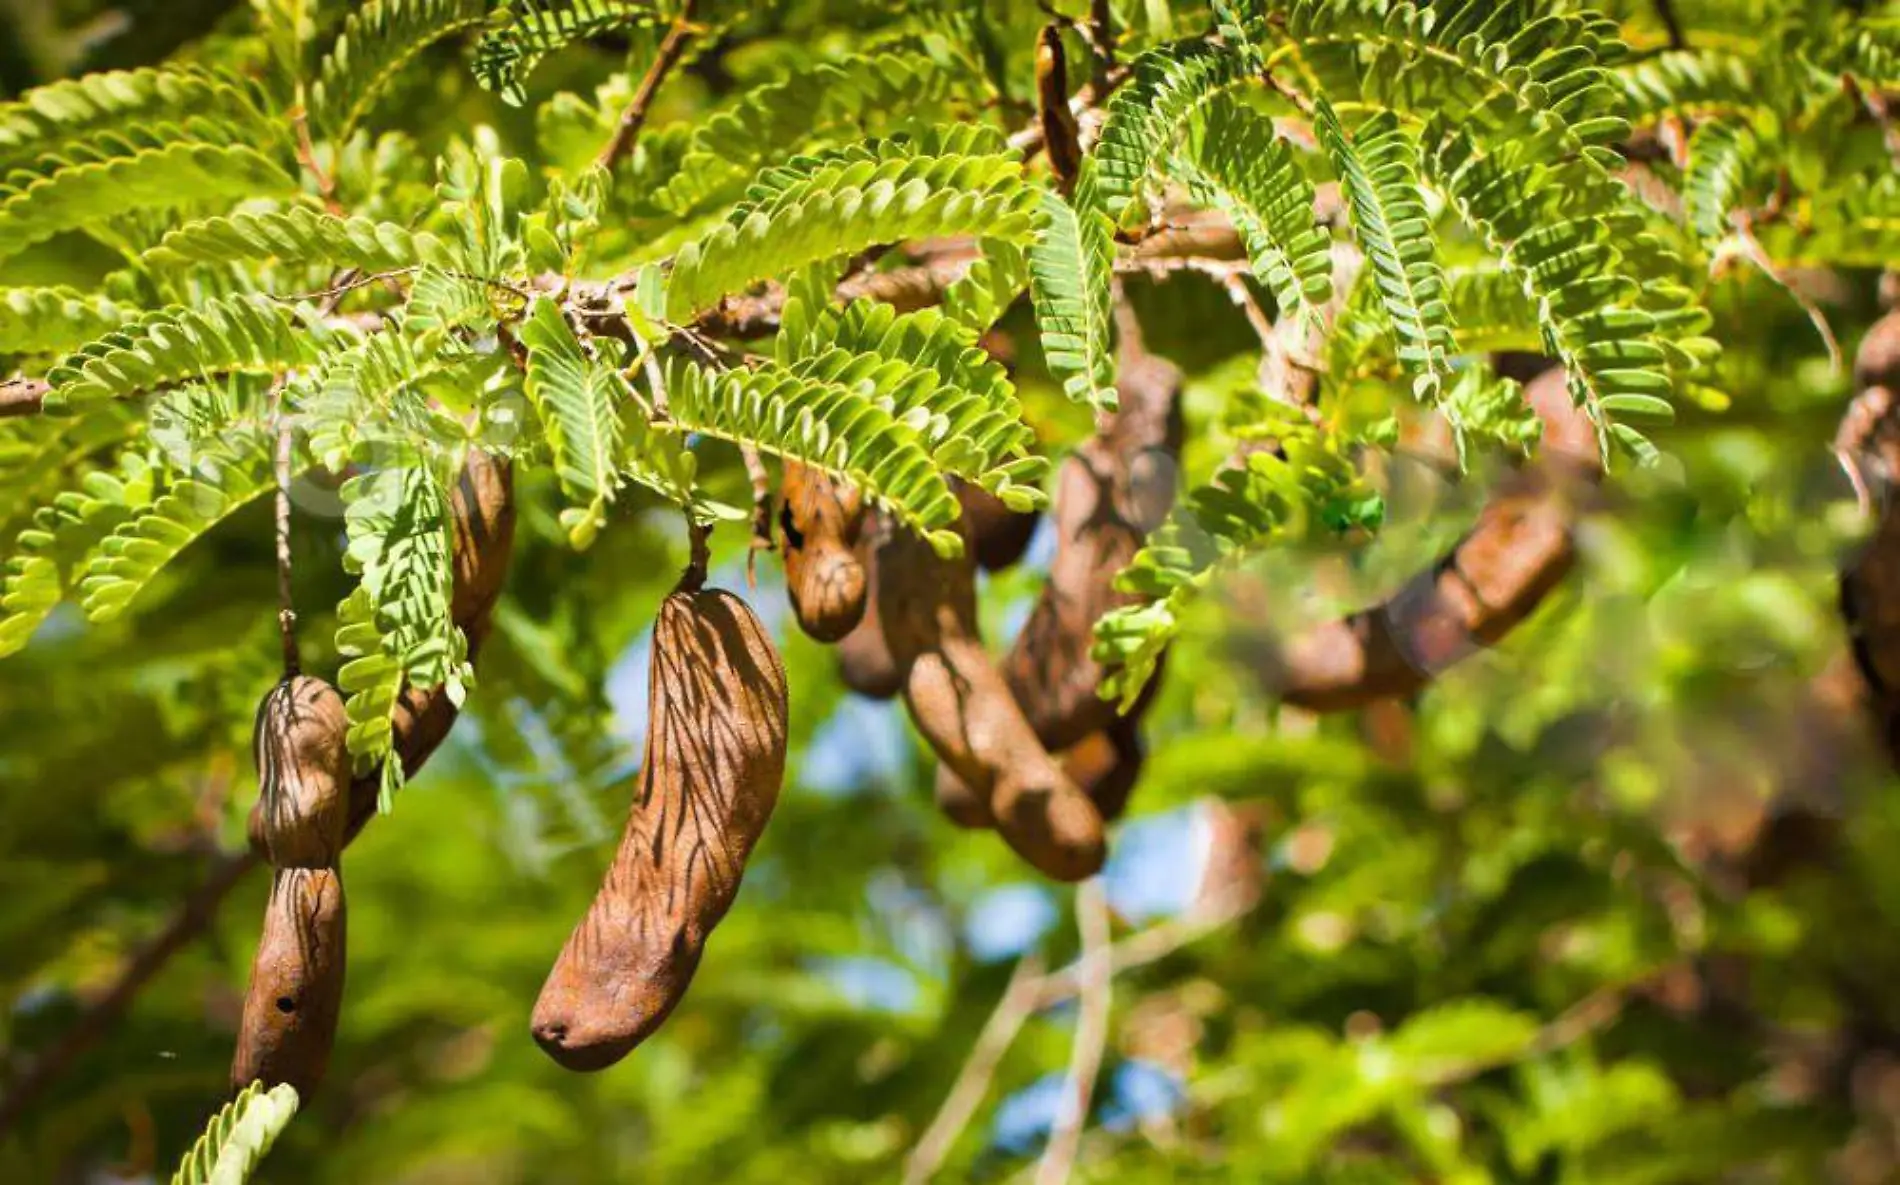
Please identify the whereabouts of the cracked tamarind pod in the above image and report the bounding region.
[780,460,868,643]
[878,521,1106,882]
[1002,346,1184,753]
[232,676,351,1097]
[532,574,789,1071]
[835,509,906,700]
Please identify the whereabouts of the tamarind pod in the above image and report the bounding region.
[532,584,789,1071]
[835,511,906,700]
[957,480,1040,573]
[780,461,868,643]
[1266,367,1601,713]
[878,524,1106,882]
[231,868,346,1095]
[934,762,992,829]
[341,450,517,839]
[1004,348,1184,752]
[245,675,351,867]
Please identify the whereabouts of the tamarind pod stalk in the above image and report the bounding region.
[1004,348,1184,752]
[532,584,789,1071]
[246,675,351,868]
[878,524,1106,882]
[1266,366,1600,712]
[780,461,869,642]
[835,510,906,700]
[957,480,1040,573]
[231,868,346,1096]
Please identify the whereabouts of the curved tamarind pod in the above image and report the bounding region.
[532,583,789,1071]
[231,868,346,1095]
[245,675,351,867]
[1265,366,1601,712]
[835,511,906,700]
[1003,347,1184,752]
[780,461,868,642]
[957,480,1041,573]
[878,523,1106,882]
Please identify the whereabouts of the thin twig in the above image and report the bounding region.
[1032,887,1255,1010]
[905,954,1047,1185]
[596,0,700,172]
[1038,880,1112,1185]
[0,851,262,1137]
[292,109,341,215]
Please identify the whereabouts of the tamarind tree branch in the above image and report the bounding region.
[0,851,260,1137]
[1037,880,1112,1185]
[0,456,516,1134]
[904,953,1048,1185]
[596,0,700,172]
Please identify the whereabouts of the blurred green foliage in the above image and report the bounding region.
[3,0,1900,1183]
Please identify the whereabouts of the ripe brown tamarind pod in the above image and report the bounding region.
[835,510,905,700]
[248,676,351,868]
[532,577,789,1071]
[956,480,1041,573]
[936,651,1164,830]
[877,521,1106,882]
[231,867,346,1096]
[780,461,868,642]
[234,674,352,1096]
[1003,346,1184,752]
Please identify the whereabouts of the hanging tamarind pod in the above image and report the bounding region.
[835,509,906,700]
[1263,365,1601,711]
[780,460,869,642]
[938,648,1164,829]
[246,451,515,855]
[1002,342,1184,752]
[877,521,1106,882]
[533,565,789,1071]
[232,675,352,1096]
[247,676,352,868]
[957,479,1041,573]
[230,867,346,1096]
